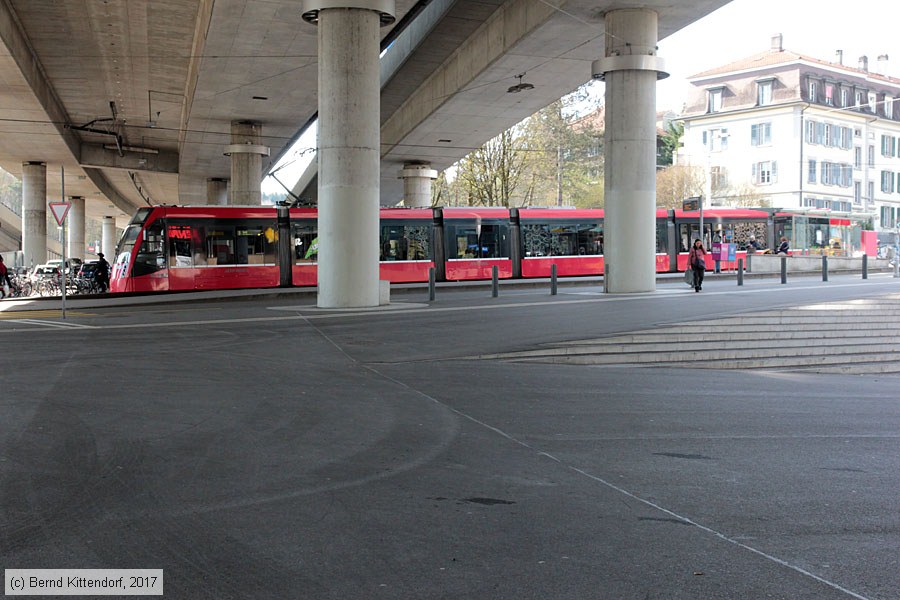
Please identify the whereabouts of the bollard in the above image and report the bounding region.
[550,264,558,296]
[491,265,499,297]
[737,258,743,286]
[822,255,828,282]
[780,256,787,284]
[862,254,868,280]
[428,267,436,301]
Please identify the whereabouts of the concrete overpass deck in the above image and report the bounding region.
[2,274,900,598]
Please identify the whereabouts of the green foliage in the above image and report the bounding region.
[658,121,683,168]
[439,95,605,208]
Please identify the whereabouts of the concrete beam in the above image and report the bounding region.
[0,0,81,159]
[80,144,179,174]
[81,168,143,217]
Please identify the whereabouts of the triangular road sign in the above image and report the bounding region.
[49,202,71,225]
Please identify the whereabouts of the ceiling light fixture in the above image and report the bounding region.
[507,73,535,94]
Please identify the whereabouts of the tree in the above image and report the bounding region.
[658,120,683,168]
[453,129,528,207]
[656,164,704,209]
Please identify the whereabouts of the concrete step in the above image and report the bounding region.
[563,328,896,345]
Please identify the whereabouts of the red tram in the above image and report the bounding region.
[110,205,776,294]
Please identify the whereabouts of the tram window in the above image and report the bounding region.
[291,221,318,262]
[380,223,432,261]
[577,223,603,255]
[168,224,193,267]
[655,222,667,254]
[236,226,277,264]
[447,222,509,259]
[206,226,235,265]
[133,220,166,276]
[523,224,549,257]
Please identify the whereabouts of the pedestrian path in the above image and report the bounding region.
[481,294,900,374]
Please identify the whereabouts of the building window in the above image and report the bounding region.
[806,120,816,144]
[753,161,777,185]
[702,128,729,151]
[854,181,862,205]
[887,96,894,119]
[869,92,877,112]
[841,89,850,107]
[855,90,865,109]
[881,171,895,193]
[708,88,723,113]
[751,122,771,146]
[882,135,897,158]
[841,127,853,149]
[808,160,817,183]
[869,145,876,167]
[825,83,834,105]
[757,80,773,106]
[711,166,728,189]
[854,147,862,168]
[869,182,875,204]
[808,80,818,102]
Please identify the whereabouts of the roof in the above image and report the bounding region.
[689,48,900,86]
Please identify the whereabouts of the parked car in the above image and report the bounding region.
[77,260,100,280]
[46,258,83,274]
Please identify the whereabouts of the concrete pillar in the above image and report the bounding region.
[302,1,395,308]
[400,162,438,207]
[67,196,85,260]
[226,121,269,205]
[207,178,229,205]
[22,161,47,270]
[101,216,117,258]
[592,9,667,293]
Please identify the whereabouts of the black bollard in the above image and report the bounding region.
[822,255,828,282]
[428,267,436,301]
[492,265,499,297]
[550,264,558,296]
[737,258,744,286]
[780,256,787,284]
[862,254,868,279]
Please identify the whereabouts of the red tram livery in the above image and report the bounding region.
[109,205,838,294]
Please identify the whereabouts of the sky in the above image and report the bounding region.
[263,0,899,194]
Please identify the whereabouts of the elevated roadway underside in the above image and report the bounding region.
[0,0,730,241]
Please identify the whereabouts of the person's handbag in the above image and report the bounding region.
[695,256,706,270]
[684,266,693,285]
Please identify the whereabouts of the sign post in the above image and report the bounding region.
[50,168,70,320]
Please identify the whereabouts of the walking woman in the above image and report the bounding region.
[689,239,707,292]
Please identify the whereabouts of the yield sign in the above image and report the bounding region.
[49,202,71,225]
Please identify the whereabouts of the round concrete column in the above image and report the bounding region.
[226,121,269,205]
[302,1,395,308]
[67,196,85,260]
[207,178,229,205]
[21,161,47,270]
[592,9,667,293]
[101,216,117,258]
[400,162,438,208]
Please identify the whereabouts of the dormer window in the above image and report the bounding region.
[886,95,894,119]
[808,79,818,102]
[855,90,865,110]
[841,89,849,107]
[825,83,834,106]
[757,79,774,106]
[707,87,723,113]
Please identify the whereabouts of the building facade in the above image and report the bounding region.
[680,34,900,240]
